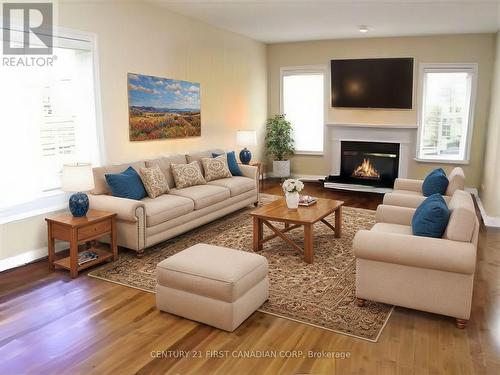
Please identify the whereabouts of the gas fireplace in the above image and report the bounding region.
[326,141,400,188]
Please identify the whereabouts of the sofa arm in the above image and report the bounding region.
[375,205,415,225]
[353,230,476,274]
[239,164,258,183]
[394,178,423,192]
[89,194,145,222]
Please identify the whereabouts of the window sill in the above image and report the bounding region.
[0,191,69,224]
[414,158,470,165]
[294,151,324,156]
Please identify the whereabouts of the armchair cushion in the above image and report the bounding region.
[376,204,416,226]
[412,194,450,238]
[393,178,423,193]
[422,168,449,196]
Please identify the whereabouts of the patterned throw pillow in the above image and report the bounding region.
[202,155,232,182]
[139,165,169,199]
[171,161,206,189]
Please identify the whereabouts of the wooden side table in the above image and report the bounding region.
[249,161,265,193]
[46,210,117,278]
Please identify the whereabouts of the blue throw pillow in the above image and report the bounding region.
[422,168,449,196]
[105,166,147,200]
[412,193,450,238]
[212,151,243,176]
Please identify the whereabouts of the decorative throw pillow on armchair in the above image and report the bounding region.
[422,168,449,196]
[412,193,450,238]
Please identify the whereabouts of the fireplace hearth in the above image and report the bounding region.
[325,141,400,190]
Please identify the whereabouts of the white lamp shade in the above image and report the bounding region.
[61,163,95,192]
[236,130,257,147]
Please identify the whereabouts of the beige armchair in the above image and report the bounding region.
[383,167,465,208]
[354,190,479,328]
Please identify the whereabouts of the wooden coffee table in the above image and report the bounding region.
[250,197,344,264]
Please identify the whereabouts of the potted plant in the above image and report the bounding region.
[265,114,295,178]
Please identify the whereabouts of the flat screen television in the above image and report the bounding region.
[331,58,414,109]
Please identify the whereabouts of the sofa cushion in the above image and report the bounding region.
[412,193,450,238]
[371,223,413,236]
[105,166,147,200]
[170,185,230,210]
[202,155,232,182]
[422,168,449,197]
[445,167,465,196]
[186,149,224,174]
[444,190,476,242]
[92,161,146,195]
[207,176,255,197]
[139,165,169,198]
[145,155,187,189]
[212,151,243,176]
[142,194,194,227]
[171,161,206,189]
[156,243,268,302]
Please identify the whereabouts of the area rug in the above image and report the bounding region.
[88,194,393,342]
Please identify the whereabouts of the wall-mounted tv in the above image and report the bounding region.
[331,58,414,109]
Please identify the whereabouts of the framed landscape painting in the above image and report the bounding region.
[128,73,201,141]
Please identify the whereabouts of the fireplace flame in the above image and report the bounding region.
[352,158,380,178]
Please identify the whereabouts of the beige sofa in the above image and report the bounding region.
[89,150,258,256]
[354,190,479,328]
[383,167,465,208]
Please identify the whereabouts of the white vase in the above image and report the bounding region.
[273,160,290,178]
[285,191,299,210]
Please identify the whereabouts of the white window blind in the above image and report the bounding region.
[281,68,325,154]
[0,30,102,213]
[417,64,477,163]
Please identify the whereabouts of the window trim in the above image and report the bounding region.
[0,26,104,223]
[280,65,328,155]
[416,63,478,164]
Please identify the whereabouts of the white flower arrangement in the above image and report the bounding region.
[282,178,304,193]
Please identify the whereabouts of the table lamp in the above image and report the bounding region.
[62,163,95,217]
[236,130,257,164]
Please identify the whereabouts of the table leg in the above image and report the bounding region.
[335,206,342,238]
[47,223,55,271]
[304,223,313,264]
[69,229,78,279]
[111,217,118,260]
[253,216,263,251]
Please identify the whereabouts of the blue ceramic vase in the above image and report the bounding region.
[69,192,89,217]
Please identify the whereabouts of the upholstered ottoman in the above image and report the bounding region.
[155,243,269,332]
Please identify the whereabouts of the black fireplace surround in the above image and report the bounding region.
[327,141,400,188]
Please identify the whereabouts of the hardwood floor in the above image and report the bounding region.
[1,181,499,374]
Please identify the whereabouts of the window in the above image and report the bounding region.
[0,29,102,215]
[281,66,325,154]
[417,64,477,163]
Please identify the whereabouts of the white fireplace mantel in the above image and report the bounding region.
[326,123,418,179]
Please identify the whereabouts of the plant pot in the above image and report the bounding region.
[273,160,290,178]
[285,191,299,210]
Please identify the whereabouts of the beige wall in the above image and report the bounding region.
[267,34,495,187]
[481,33,500,217]
[0,1,267,264]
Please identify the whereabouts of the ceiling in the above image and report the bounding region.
[152,0,500,43]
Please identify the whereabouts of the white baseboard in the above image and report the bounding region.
[466,188,500,228]
[0,242,66,273]
[263,173,324,181]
